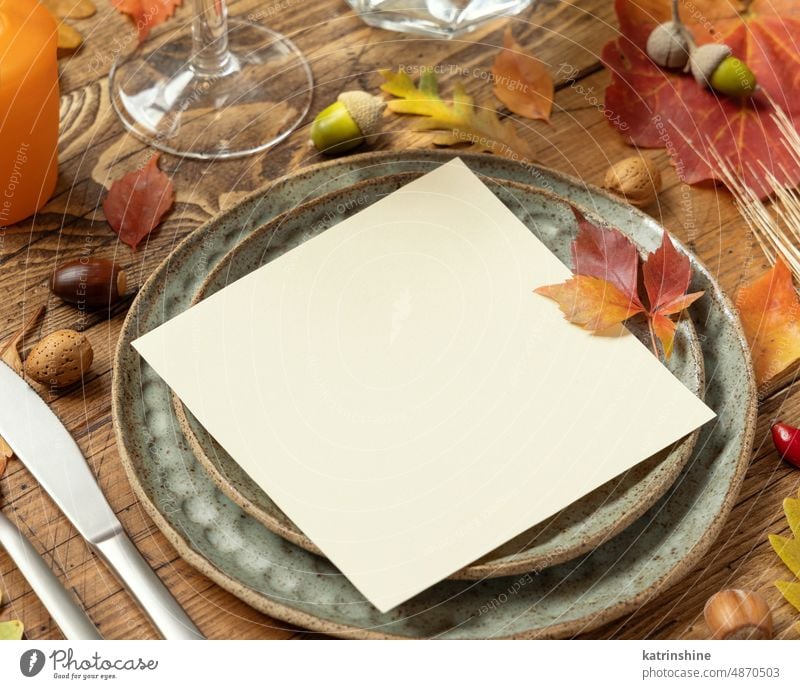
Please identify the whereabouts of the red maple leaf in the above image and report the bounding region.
[642,229,704,357]
[570,207,642,306]
[602,0,800,199]
[111,0,182,42]
[103,154,174,251]
[535,208,703,358]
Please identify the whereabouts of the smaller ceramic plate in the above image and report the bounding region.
[171,173,705,579]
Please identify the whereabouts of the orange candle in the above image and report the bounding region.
[0,0,59,227]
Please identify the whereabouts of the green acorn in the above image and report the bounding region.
[310,91,385,155]
[689,44,758,97]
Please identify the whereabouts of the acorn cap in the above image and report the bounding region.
[646,21,690,69]
[337,91,385,137]
[689,43,731,85]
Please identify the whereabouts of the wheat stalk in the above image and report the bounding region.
[674,95,800,280]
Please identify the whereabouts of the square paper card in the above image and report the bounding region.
[134,158,715,612]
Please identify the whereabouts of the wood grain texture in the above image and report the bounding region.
[1,0,798,640]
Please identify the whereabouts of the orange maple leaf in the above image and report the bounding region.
[491,28,553,122]
[735,258,800,386]
[535,275,644,331]
[111,0,182,42]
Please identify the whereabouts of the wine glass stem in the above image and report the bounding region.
[192,0,234,76]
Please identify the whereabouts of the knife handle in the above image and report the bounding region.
[92,530,204,640]
[0,512,102,640]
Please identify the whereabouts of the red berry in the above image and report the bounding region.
[771,422,800,469]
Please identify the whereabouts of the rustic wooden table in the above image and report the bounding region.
[1,0,798,640]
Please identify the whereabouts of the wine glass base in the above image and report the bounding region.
[109,21,314,160]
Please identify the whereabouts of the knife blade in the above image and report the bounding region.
[0,511,102,640]
[0,361,203,640]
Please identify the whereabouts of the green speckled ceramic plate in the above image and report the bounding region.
[174,174,705,580]
[113,151,756,639]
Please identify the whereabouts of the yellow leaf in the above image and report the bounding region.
[57,21,83,52]
[41,4,84,53]
[379,68,534,160]
[0,620,23,640]
[769,534,800,579]
[41,0,96,19]
[786,494,800,538]
[770,489,800,618]
[776,581,800,614]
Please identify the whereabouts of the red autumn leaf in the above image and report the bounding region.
[570,207,642,307]
[492,28,554,122]
[110,0,182,42]
[642,233,704,357]
[536,209,704,358]
[735,258,800,387]
[103,154,174,251]
[602,0,800,199]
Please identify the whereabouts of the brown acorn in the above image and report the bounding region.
[51,258,127,310]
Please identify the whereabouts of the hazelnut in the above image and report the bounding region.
[604,156,662,207]
[704,589,773,640]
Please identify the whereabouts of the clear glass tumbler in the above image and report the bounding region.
[346,0,533,39]
[109,0,314,159]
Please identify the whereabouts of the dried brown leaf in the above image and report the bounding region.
[103,154,175,250]
[492,28,553,122]
[0,305,46,462]
[1,343,22,373]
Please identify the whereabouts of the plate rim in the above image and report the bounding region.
[171,173,705,580]
[112,150,757,639]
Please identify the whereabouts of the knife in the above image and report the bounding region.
[0,511,102,640]
[0,361,203,640]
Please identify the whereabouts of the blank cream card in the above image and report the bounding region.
[133,158,715,612]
